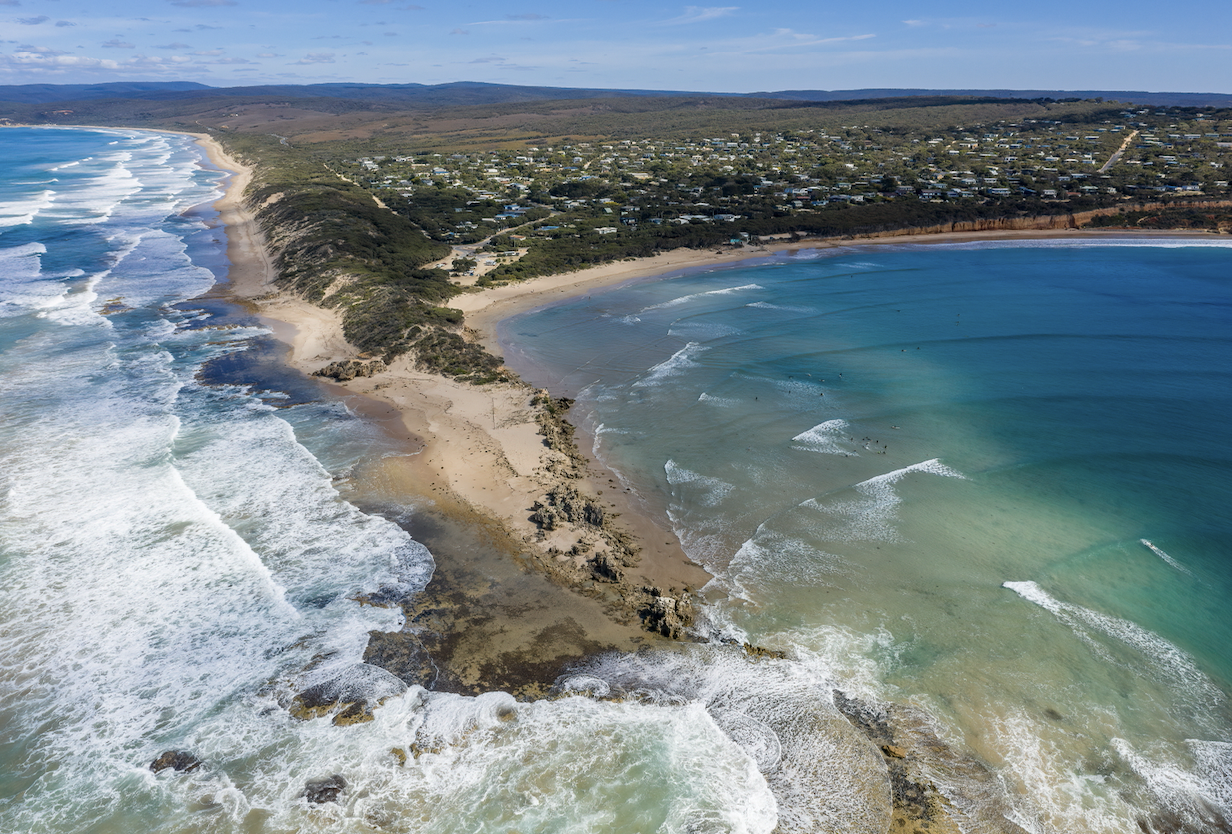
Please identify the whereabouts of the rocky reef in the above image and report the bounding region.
[834,690,1031,834]
[149,750,203,774]
[303,774,347,804]
[311,358,387,382]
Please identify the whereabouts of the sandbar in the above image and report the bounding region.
[193,130,1222,691]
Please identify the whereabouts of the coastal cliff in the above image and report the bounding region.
[857,199,1232,238]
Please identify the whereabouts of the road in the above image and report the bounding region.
[1098,130,1139,174]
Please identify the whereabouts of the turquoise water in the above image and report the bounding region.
[503,241,1232,831]
[5,126,1229,833]
[0,129,798,834]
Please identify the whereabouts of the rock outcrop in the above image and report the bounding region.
[834,691,1032,834]
[149,750,202,773]
[303,774,347,804]
[529,484,606,531]
[289,663,408,726]
[312,358,387,382]
[638,590,695,639]
[362,630,438,689]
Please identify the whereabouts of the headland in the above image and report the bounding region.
[194,130,1218,699]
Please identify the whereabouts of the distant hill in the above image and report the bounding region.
[0,80,728,107]
[0,81,212,104]
[756,88,1232,107]
[2,80,1229,109]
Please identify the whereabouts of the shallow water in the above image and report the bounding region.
[0,128,814,834]
[503,239,1232,832]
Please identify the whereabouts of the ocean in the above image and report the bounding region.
[502,239,1232,832]
[0,128,780,834]
[1,126,1228,834]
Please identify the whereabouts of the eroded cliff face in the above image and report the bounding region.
[864,199,1232,238]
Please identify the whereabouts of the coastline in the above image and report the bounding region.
[192,129,1222,690]
[456,226,1219,356]
[194,132,716,694]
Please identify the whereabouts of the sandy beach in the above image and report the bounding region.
[194,130,1223,688]
[195,133,721,693]
[457,226,1218,355]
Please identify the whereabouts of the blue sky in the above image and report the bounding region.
[1,0,1229,93]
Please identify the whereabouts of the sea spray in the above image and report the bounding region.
[0,127,797,834]
[502,239,1232,833]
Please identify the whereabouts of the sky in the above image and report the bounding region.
[1,0,1229,94]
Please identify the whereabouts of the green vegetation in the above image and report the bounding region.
[322,103,1229,288]
[19,91,1224,381]
[217,100,1230,373]
[220,134,507,378]
[413,331,509,384]
[1084,205,1232,231]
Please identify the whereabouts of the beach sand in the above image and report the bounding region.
[195,133,719,695]
[459,226,1216,354]
[194,130,1219,694]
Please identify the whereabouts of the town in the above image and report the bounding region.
[335,104,1232,283]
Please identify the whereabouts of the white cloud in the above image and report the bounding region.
[715,28,877,54]
[8,51,121,69]
[294,51,336,63]
[664,6,737,25]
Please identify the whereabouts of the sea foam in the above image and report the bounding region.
[1003,581,1223,719]
[792,419,856,455]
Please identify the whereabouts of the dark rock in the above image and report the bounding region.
[529,502,560,531]
[882,744,907,759]
[640,592,695,639]
[290,663,408,726]
[531,484,609,531]
[150,750,202,773]
[363,630,438,689]
[582,501,605,527]
[304,774,347,804]
[312,359,387,382]
[591,552,624,582]
[742,642,788,660]
[332,701,372,726]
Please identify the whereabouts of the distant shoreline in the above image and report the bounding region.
[457,226,1220,357]
[176,125,1224,690]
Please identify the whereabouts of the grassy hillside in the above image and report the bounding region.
[220,134,504,380]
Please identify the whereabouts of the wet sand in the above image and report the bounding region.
[194,132,710,695]
[193,129,1220,695]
